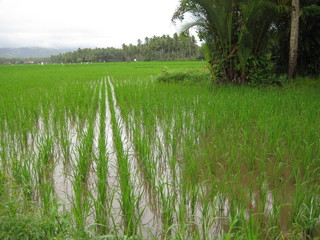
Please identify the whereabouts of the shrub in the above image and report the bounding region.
[156,69,212,84]
[246,56,277,86]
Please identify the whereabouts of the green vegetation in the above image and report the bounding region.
[157,69,212,84]
[50,33,200,63]
[0,33,201,65]
[173,0,320,83]
[0,62,319,239]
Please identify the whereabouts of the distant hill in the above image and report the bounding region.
[0,47,74,58]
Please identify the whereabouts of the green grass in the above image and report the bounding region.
[0,62,319,239]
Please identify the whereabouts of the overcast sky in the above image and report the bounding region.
[0,0,182,49]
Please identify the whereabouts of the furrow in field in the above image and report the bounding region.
[101,76,123,232]
[107,77,136,235]
[108,77,163,237]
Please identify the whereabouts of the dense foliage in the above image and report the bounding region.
[173,0,283,84]
[275,0,320,76]
[173,0,319,84]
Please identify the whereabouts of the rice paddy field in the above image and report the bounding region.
[0,62,319,239]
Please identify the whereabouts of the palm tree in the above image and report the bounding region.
[288,0,300,78]
[173,0,284,84]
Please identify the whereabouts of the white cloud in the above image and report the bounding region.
[0,0,181,48]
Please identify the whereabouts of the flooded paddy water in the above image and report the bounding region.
[0,68,319,239]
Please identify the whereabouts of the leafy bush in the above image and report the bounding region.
[156,69,212,84]
[246,56,277,86]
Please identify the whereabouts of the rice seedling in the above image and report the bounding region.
[107,78,137,236]
[0,62,319,239]
[93,78,110,234]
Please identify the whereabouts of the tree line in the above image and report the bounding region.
[50,33,201,63]
[0,33,202,65]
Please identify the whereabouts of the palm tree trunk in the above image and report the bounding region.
[288,0,300,78]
